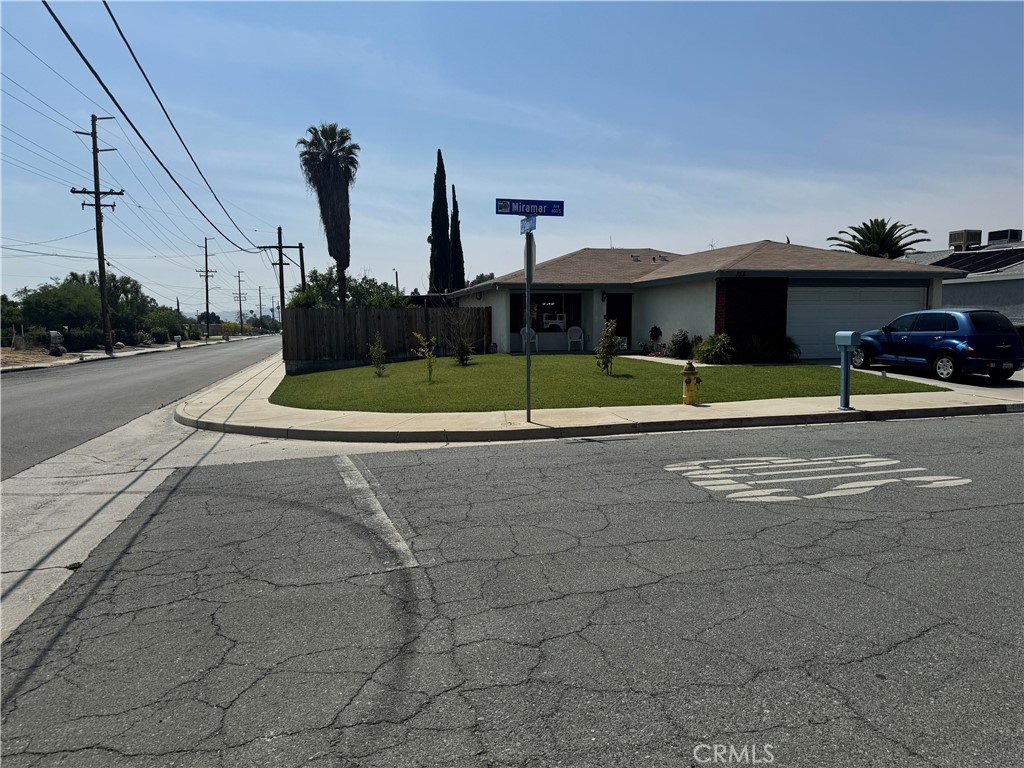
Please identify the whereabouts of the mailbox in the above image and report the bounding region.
[835,331,860,350]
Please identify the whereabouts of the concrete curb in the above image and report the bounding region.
[173,400,1023,444]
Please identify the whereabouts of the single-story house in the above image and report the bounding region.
[451,240,965,359]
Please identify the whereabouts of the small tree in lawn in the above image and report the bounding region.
[595,319,619,376]
[369,331,386,377]
[412,331,437,382]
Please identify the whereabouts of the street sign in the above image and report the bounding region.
[520,215,537,235]
[496,198,564,217]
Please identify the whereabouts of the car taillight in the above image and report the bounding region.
[961,345,977,357]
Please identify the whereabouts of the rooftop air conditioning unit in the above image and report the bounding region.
[948,230,982,252]
[987,229,1022,246]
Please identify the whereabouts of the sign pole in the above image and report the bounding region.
[525,230,534,422]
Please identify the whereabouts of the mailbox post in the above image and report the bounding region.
[835,331,861,410]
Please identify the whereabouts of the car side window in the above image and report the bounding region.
[912,313,958,332]
[888,314,916,333]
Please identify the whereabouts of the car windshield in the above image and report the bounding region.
[967,311,1015,333]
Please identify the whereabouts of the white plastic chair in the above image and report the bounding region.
[520,327,538,352]
[567,326,584,351]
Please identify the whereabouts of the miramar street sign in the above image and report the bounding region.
[496,198,564,217]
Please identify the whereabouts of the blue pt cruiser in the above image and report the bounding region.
[852,309,1024,382]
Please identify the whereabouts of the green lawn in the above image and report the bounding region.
[270,354,945,413]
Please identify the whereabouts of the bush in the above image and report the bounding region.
[649,326,662,344]
[668,330,693,359]
[732,335,802,364]
[61,327,104,352]
[453,338,472,367]
[594,320,619,375]
[150,327,169,344]
[693,333,734,364]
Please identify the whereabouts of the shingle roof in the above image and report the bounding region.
[458,240,964,295]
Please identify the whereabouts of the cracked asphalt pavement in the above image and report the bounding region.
[2,415,1021,767]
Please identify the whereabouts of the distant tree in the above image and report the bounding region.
[197,311,222,325]
[347,273,408,309]
[297,123,360,306]
[1,293,22,327]
[291,265,340,307]
[428,149,451,293]
[827,218,930,260]
[470,272,495,286]
[18,279,101,330]
[65,271,154,334]
[143,306,188,342]
[449,184,466,291]
[247,314,281,333]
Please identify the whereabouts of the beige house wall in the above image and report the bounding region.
[633,282,717,346]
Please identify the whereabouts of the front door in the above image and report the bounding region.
[605,293,632,349]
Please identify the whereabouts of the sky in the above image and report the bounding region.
[2,1,1022,319]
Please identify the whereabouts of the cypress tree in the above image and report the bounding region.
[449,184,466,292]
[428,149,451,293]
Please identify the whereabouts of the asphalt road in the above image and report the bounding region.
[0,336,281,479]
[2,413,1020,767]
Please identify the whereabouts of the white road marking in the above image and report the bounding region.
[665,454,971,502]
[335,455,418,571]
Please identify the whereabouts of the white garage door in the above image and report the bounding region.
[787,286,927,359]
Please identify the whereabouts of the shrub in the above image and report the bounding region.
[453,338,472,367]
[369,332,386,377]
[649,326,662,344]
[668,330,693,359]
[693,333,733,364]
[61,326,104,352]
[732,334,802,364]
[150,327,169,344]
[286,286,324,308]
[412,331,437,382]
[594,319,619,375]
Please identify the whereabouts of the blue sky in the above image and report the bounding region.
[3,1,1022,317]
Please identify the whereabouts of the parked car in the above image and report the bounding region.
[852,309,1024,382]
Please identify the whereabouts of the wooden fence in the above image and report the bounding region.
[282,306,491,374]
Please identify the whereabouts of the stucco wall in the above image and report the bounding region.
[942,276,1023,325]
[459,289,509,351]
[632,282,717,346]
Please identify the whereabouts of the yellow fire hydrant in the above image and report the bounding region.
[682,360,701,405]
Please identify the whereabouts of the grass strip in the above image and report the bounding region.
[270,354,945,413]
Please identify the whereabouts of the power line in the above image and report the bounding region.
[0,87,81,132]
[1,26,107,112]
[102,1,258,250]
[42,1,258,253]
[3,135,92,182]
[1,154,80,187]
[1,72,87,130]
[1,229,95,246]
[1,124,92,176]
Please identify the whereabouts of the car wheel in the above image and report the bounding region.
[932,354,959,382]
[989,369,1014,381]
[851,346,870,369]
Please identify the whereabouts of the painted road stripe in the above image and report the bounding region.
[335,456,418,571]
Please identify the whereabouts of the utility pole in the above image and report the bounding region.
[298,243,306,291]
[233,271,246,334]
[196,237,215,344]
[257,286,263,334]
[258,227,305,324]
[71,114,123,355]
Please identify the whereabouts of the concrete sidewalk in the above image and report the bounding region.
[174,356,1024,443]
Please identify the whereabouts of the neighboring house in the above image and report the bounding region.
[896,229,1024,326]
[452,240,963,359]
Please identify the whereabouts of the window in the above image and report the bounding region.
[887,314,916,333]
[510,292,582,332]
[912,313,958,332]
[968,311,1015,333]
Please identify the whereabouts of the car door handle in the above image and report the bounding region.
[933,336,943,340]
[900,335,908,341]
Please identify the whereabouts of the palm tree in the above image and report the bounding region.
[297,124,360,306]
[827,218,930,260]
